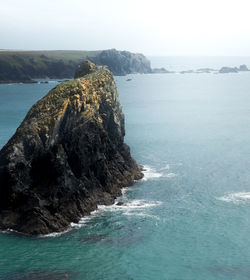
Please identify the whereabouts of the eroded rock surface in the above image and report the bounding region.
[0,61,143,235]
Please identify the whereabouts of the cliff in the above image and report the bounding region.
[90,49,151,76]
[0,61,143,235]
[0,49,152,83]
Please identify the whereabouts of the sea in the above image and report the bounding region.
[1,57,250,279]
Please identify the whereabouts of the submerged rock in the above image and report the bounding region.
[0,61,143,235]
[1,270,77,280]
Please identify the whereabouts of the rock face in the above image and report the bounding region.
[90,49,152,76]
[0,61,143,235]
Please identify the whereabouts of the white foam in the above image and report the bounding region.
[217,192,250,203]
[142,165,178,181]
[41,210,100,237]
[98,199,162,211]
[142,165,163,181]
[159,164,170,171]
[165,173,178,178]
[121,187,130,195]
[41,230,71,238]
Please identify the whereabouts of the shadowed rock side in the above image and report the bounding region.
[0,61,143,235]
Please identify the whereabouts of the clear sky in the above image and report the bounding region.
[1,0,250,56]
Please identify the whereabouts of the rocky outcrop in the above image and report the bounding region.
[90,49,152,75]
[219,65,249,73]
[238,64,249,71]
[151,67,173,74]
[0,49,152,83]
[0,61,143,235]
[219,67,238,73]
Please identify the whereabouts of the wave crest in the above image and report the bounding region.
[142,165,177,181]
[217,192,250,203]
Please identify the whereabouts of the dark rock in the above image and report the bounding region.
[151,67,172,74]
[180,70,195,74]
[219,67,238,73]
[74,60,98,78]
[0,49,152,83]
[238,64,249,71]
[116,201,125,206]
[0,61,143,235]
[126,78,132,81]
[74,61,108,79]
[196,68,217,73]
[90,49,152,75]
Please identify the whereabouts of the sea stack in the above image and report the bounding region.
[0,61,143,235]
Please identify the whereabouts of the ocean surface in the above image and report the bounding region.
[1,57,250,279]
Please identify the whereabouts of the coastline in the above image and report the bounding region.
[0,166,146,238]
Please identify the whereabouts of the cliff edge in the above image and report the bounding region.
[0,61,143,235]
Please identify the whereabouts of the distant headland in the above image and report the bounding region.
[0,49,152,83]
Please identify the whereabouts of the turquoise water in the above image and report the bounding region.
[1,60,250,279]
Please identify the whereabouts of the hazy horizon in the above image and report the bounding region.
[1,0,250,56]
[2,48,250,58]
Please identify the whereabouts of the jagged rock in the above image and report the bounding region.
[180,70,195,74]
[219,67,238,73]
[74,61,98,78]
[196,68,217,73]
[0,61,143,235]
[151,67,172,74]
[90,49,152,75]
[238,64,249,71]
[116,201,125,206]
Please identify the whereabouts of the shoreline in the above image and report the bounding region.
[0,166,146,238]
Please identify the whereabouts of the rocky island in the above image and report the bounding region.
[0,61,143,235]
[219,64,249,73]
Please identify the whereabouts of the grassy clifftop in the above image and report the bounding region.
[0,49,151,83]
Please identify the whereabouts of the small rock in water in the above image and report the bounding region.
[116,201,125,206]
[79,234,109,243]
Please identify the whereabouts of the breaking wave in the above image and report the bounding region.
[217,192,250,203]
[142,165,178,181]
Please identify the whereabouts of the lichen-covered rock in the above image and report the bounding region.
[74,61,98,78]
[0,61,143,235]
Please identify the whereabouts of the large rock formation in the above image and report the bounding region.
[0,61,143,235]
[90,49,152,75]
